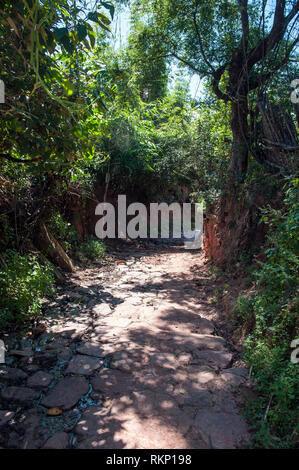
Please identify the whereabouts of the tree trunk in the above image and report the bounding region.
[36,223,75,273]
[229,95,249,179]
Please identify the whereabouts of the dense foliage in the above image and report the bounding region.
[234,178,299,447]
[0,250,54,328]
[0,0,298,449]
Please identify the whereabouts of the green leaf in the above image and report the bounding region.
[98,13,111,25]
[100,1,115,19]
[87,29,96,48]
[97,21,111,33]
[54,27,68,41]
[63,80,75,96]
[60,35,75,54]
[76,23,87,41]
[87,12,100,23]
[87,12,111,32]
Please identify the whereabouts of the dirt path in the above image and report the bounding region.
[0,244,250,449]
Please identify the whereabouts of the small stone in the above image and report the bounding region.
[65,355,102,376]
[1,386,40,406]
[9,349,33,358]
[41,376,89,410]
[0,367,28,385]
[43,431,69,449]
[27,371,53,390]
[47,407,62,416]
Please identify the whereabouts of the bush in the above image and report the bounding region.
[234,178,299,448]
[0,250,54,328]
[47,212,79,254]
[78,237,106,261]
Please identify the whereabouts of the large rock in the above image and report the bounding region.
[34,351,57,369]
[20,411,45,449]
[0,367,28,385]
[149,352,178,376]
[194,409,250,448]
[65,355,102,376]
[41,377,89,410]
[76,406,193,449]
[43,431,69,449]
[220,367,248,387]
[193,334,226,351]
[92,303,112,317]
[113,302,140,319]
[75,406,111,438]
[91,369,136,396]
[110,350,147,372]
[175,387,213,407]
[1,386,39,406]
[186,365,216,384]
[192,350,233,369]
[76,343,104,358]
[156,305,214,335]
[27,371,53,390]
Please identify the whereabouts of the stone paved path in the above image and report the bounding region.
[0,243,250,449]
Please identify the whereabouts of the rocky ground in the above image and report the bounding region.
[0,241,251,449]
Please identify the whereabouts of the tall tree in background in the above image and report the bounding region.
[129,0,298,180]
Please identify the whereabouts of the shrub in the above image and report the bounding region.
[79,237,106,261]
[0,250,54,328]
[234,178,299,448]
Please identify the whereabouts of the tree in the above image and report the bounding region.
[0,0,114,165]
[128,0,299,180]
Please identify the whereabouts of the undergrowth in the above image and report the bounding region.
[0,250,55,329]
[233,178,299,448]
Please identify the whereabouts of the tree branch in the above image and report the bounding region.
[248,35,299,90]
[212,64,231,102]
[238,0,249,56]
[171,52,201,74]
[247,0,299,70]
